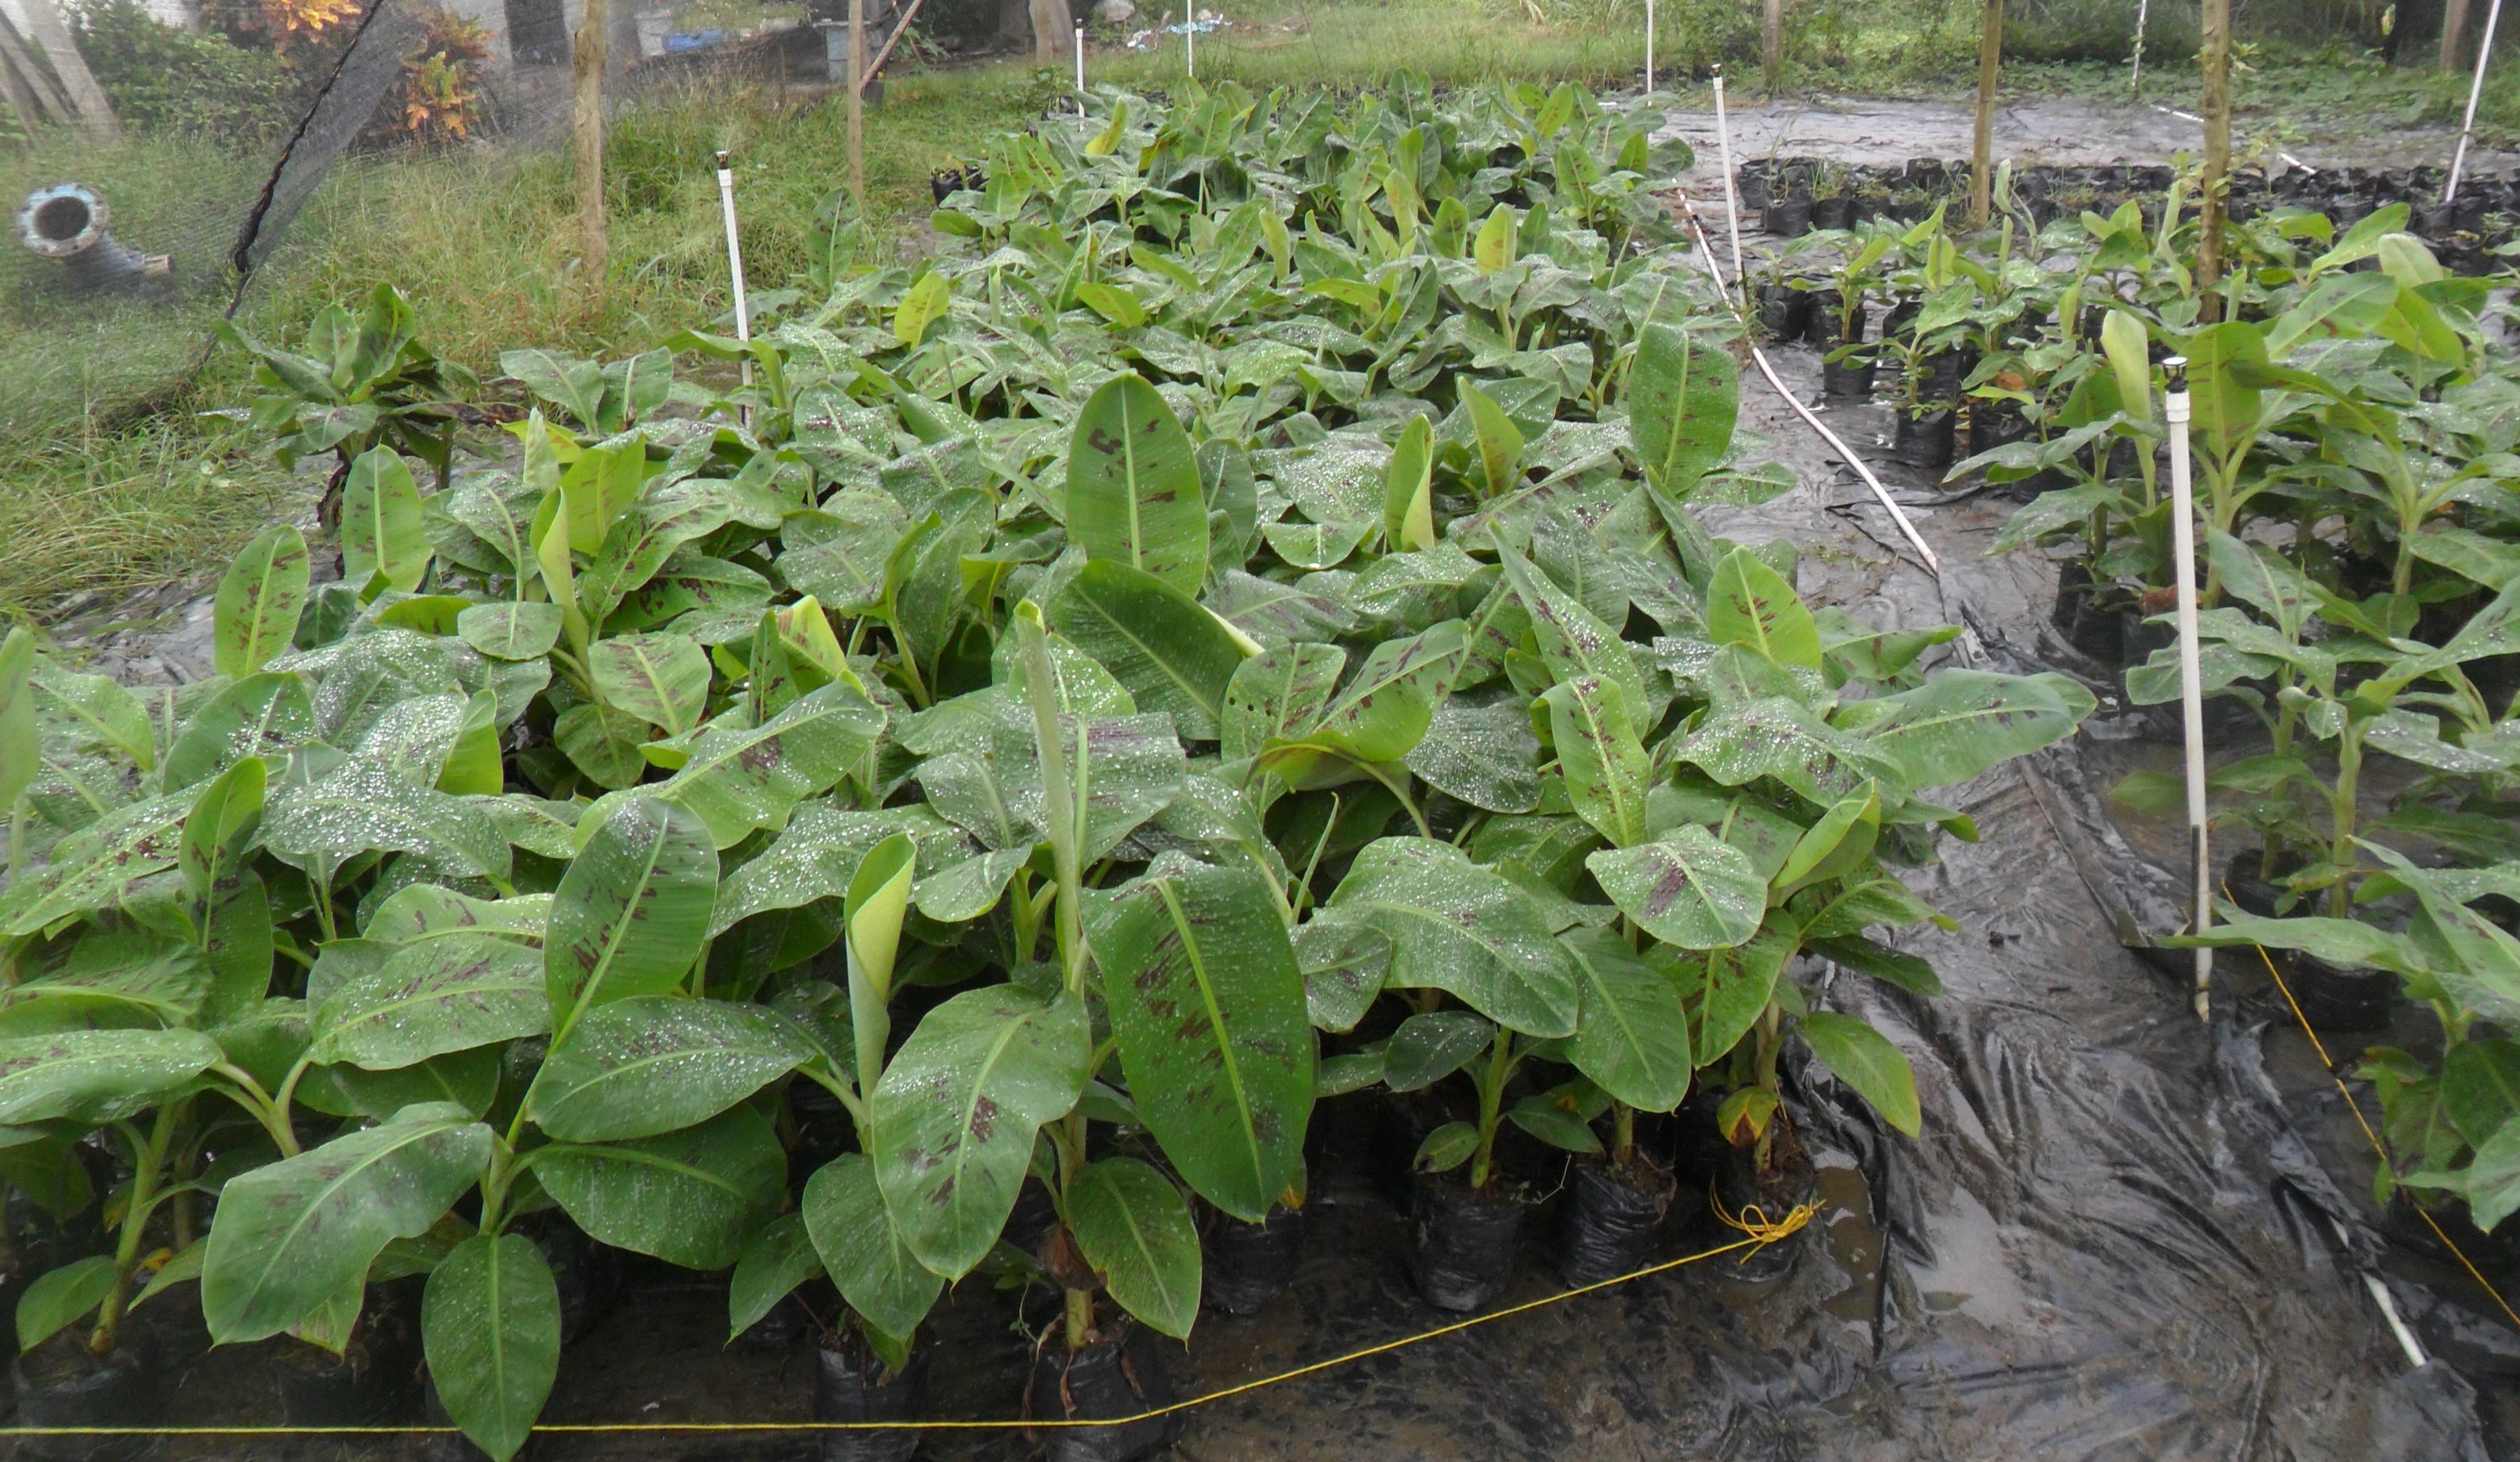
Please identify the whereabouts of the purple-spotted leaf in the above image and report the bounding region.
[1067,1156,1201,1339]
[802,1153,941,1344]
[1325,837,1580,1037]
[1542,675,1649,848]
[313,932,550,1070]
[528,996,812,1142]
[424,1233,559,1462]
[1083,852,1313,1222]
[544,798,719,1043]
[214,525,311,678]
[1628,319,1738,498]
[1706,547,1821,670]
[869,985,1089,1279]
[1497,547,1649,717]
[202,1102,491,1343]
[1587,825,1764,950]
[1256,621,1463,787]
[535,1106,784,1268]
[1845,670,2091,788]
[1562,926,1691,1110]
[655,682,887,848]
[1067,372,1209,596]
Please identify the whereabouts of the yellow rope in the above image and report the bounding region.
[2245,911,2520,1335]
[1709,1185,1825,1260]
[0,1201,1818,1438]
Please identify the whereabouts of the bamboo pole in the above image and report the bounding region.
[2129,0,2147,90]
[2195,0,2230,320]
[17,0,115,140]
[1968,0,2003,226]
[849,0,866,208]
[574,0,610,283]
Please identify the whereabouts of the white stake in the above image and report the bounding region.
[1711,69,1746,310]
[2130,0,2148,90]
[1645,0,1654,91]
[714,150,755,431]
[1075,22,1085,93]
[1186,12,1195,78]
[2164,355,2209,1021]
[2447,0,2506,203]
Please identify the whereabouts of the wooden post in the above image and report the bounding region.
[2444,0,2474,68]
[848,0,865,210]
[574,0,610,283]
[2197,0,2230,320]
[1968,0,2003,225]
[18,0,116,140]
[1761,0,1782,91]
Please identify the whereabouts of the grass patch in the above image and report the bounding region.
[0,417,296,617]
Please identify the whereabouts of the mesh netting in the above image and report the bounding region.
[0,0,952,436]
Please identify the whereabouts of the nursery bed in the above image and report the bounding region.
[89,340,2510,1462]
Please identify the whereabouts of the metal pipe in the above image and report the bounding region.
[17,183,170,298]
[2163,355,2210,1021]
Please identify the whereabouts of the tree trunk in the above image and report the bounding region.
[2196,0,2230,321]
[1031,0,1071,63]
[17,0,117,140]
[1969,0,2003,226]
[2392,0,2445,65]
[2443,0,2474,68]
[1761,0,1782,91]
[575,0,610,284]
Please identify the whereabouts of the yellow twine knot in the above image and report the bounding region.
[1710,1185,1821,1259]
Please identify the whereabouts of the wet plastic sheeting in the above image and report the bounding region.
[123,352,2515,1462]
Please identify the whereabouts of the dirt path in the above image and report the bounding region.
[1650,92,2520,186]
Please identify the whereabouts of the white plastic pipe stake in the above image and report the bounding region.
[1645,0,1654,91]
[2164,356,2209,1020]
[1186,13,1194,78]
[1711,71,1746,309]
[2448,0,2506,203]
[2129,0,2148,90]
[714,150,755,430]
[1075,23,1085,93]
